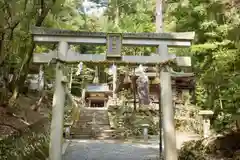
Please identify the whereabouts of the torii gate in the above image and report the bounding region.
[31,27,195,160]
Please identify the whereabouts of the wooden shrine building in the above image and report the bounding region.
[85,83,112,108]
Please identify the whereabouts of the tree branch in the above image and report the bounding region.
[2,1,20,32]
[24,0,29,11]
[0,2,7,10]
[9,0,57,103]
[3,0,12,20]
[36,0,52,26]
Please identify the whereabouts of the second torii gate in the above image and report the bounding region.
[31,27,195,160]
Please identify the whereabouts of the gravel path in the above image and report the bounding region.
[63,140,159,160]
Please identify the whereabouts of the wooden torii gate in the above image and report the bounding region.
[31,27,195,160]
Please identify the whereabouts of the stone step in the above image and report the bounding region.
[71,130,92,135]
[79,112,108,116]
[95,133,116,140]
[98,129,116,135]
[79,116,108,120]
[71,125,111,132]
[75,122,110,127]
[77,122,110,126]
[71,130,116,140]
[78,116,109,122]
[81,110,108,114]
[80,109,108,114]
[71,134,91,139]
[70,107,111,139]
[78,119,109,123]
[71,129,115,135]
[71,129,112,136]
[81,107,108,111]
[71,135,113,140]
[79,115,108,120]
[77,116,109,123]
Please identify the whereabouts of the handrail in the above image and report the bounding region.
[65,87,83,128]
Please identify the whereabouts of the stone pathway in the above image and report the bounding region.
[63,140,159,160]
[63,132,200,160]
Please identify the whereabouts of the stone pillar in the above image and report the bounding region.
[199,110,214,138]
[161,70,177,160]
[49,41,68,160]
[64,123,71,139]
[141,124,150,143]
[156,0,177,159]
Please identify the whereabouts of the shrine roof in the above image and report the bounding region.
[85,84,111,93]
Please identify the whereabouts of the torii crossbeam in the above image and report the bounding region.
[32,27,194,46]
[33,50,191,66]
[31,27,195,160]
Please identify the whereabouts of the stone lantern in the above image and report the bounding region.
[141,123,150,143]
[63,123,72,139]
[199,110,214,138]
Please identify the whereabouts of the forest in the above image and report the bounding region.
[1,0,240,160]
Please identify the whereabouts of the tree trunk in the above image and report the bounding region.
[0,28,18,105]
[8,43,35,106]
[8,1,56,106]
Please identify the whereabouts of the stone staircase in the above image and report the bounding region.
[70,108,115,139]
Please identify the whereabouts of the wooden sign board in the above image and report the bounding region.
[107,33,122,60]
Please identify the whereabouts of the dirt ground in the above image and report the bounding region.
[0,94,50,139]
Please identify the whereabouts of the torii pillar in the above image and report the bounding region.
[156,0,178,159]
[49,41,68,160]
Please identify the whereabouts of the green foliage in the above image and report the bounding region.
[1,0,240,134]
[108,104,159,138]
[179,131,240,159]
[178,140,207,160]
[0,124,49,160]
[166,0,240,131]
[175,104,202,134]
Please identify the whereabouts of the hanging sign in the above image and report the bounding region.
[107,33,122,59]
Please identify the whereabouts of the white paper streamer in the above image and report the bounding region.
[76,62,83,76]
[108,64,116,75]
